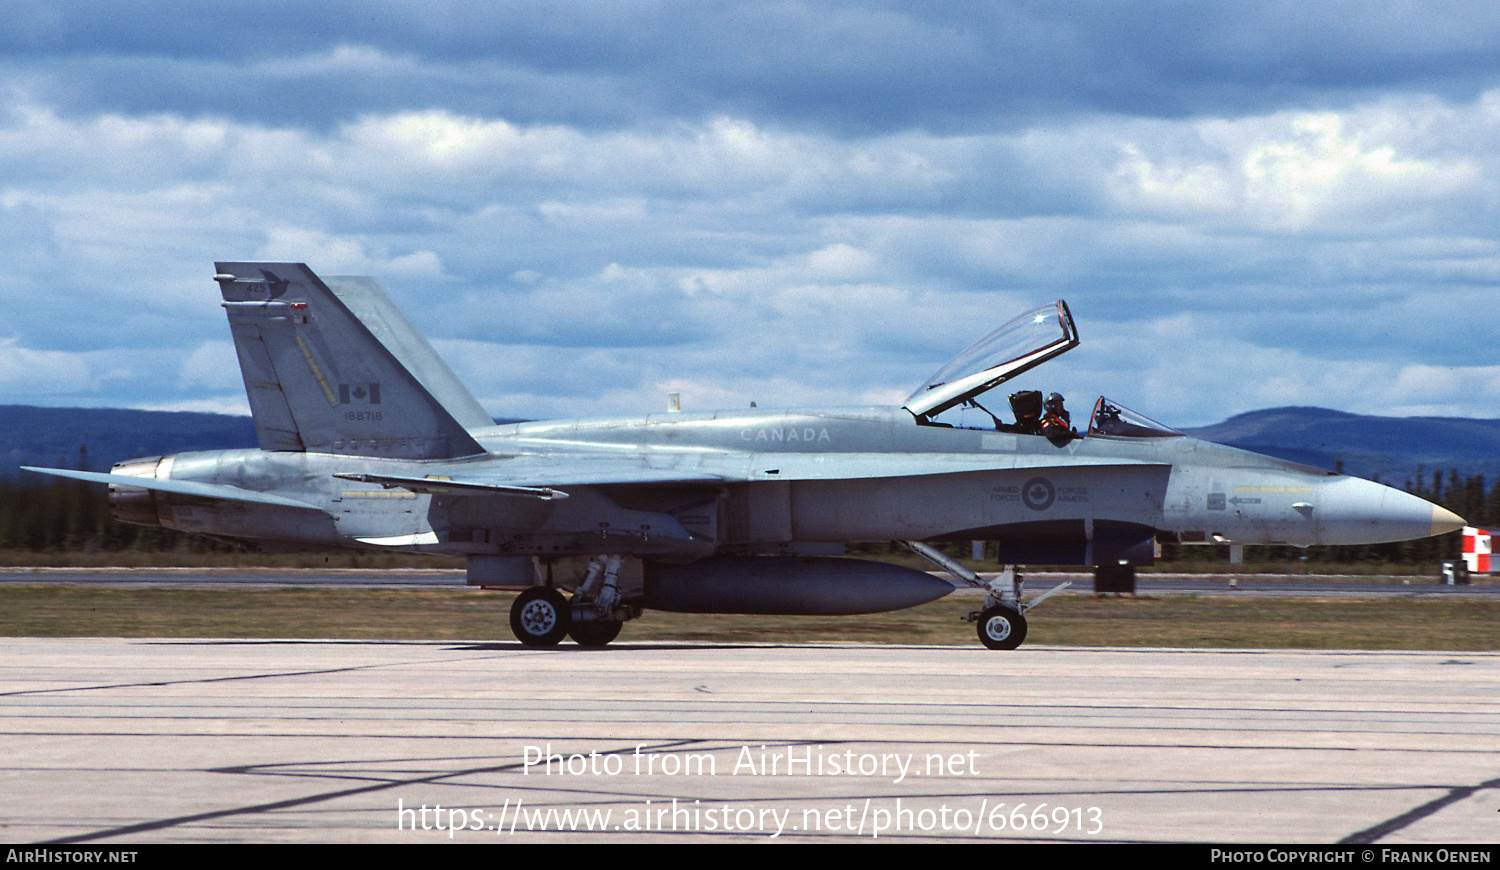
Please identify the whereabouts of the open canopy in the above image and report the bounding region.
[904,300,1079,422]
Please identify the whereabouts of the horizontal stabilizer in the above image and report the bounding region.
[22,466,327,511]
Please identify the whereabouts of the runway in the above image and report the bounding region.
[2,639,1497,843]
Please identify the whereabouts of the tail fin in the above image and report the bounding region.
[215,262,486,459]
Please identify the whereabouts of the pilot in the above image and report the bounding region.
[1041,392,1077,446]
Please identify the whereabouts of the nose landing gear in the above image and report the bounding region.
[975,604,1027,650]
[900,541,1069,650]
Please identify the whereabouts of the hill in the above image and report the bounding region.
[1,406,257,478]
[1180,407,1500,484]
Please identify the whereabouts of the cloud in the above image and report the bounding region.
[11,3,1500,133]
[3,6,1500,427]
[1108,103,1481,232]
[0,338,94,395]
[177,341,240,391]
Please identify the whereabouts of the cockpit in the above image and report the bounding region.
[903,300,1182,440]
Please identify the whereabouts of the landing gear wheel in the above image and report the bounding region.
[569,620,622,648]
[510,587,571,648]
[977,604,1027,650]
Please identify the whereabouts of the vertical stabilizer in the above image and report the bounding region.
[215,262,486,459]
[321,276,494,432]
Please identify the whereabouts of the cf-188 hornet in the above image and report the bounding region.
[27,264,1465,649]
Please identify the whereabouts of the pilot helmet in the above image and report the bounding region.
[1045,392,1064,412]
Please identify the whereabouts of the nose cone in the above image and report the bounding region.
[1430,504,1467,537]
[1318,476,1467,545]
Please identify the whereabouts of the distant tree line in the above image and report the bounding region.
[0,447,1493,564]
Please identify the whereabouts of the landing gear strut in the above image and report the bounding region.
[900,541,1069,651]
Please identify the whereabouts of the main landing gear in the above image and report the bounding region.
[509,555,634,648]
[510,587,570,647]
[567,620,622,648]
[901,541,1070,651]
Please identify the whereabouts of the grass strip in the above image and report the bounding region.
[1,585,1496,650]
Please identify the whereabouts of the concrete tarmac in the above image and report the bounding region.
[2,639,1497,844]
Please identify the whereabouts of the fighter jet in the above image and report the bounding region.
[25,263,1466,649]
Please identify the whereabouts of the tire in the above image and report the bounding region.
[976,604,1027,650]
[510,587,571,648]
[569,620,622,648]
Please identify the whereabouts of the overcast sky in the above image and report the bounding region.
[3,2,1498,426]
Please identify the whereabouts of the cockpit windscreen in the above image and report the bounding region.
[1087,397,1183,438]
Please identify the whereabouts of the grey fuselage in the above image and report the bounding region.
[116,404,1449,566]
